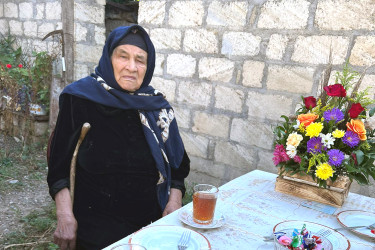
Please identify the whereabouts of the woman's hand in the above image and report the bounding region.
[53,188,77,249]
[162,188,183,216]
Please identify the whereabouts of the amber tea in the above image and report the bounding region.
[193,184,218,224]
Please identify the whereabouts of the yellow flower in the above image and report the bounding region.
[332,129,345,138]
[315,163,335,180]
[286,132,303,147]
[305,122,323,137]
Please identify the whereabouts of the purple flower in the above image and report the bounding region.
[307,137,324,154]
[323,108,344,123]
[327,149,345,166]
[342,131,360,148]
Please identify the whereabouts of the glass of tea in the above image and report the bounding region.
[192,184,219,224]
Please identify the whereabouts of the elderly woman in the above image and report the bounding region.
[47,25,190,249]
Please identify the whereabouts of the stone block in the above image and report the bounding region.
[230,118,274,149]
[246,91,293,121]
[173,106,191,129]
[19,2,33,19]
[257,150,278,174]
[154,53,165,76]
[150,76,176,102]
[316,0,375,30]
[292,36,349,64]
[198,57,234,82]
[75,44,102,64]
[46,1,61,20]
[169,1,204,27]
[150,28,181,50]
[75,23,87,42]
[242,60,265,88]
[188,156,226,179]
[177,81,212,107]
[222,32,261,56]
[74,63,89,81]
[33,40,48,52]
[138,1,166,25]
[267,65,314,94]
[37,23,54,37]
[74,2,104,24]
[266,34,288,60]
[36,3,44,19]
[94,25,105,45]
[186,170,222,188]
[361,74,375,94]
[9,20,23,36]
[4,3,18,18]
[24,21,37,37]
[183,29,218,54]
[207,1,248,27]
[167,54,196,77]
[34,121,48,136]
[0,20,9,32]
[223,164,254,183]
[215,86,244,113]
[214,141,256,168]
[0,3,3,17]
[192,112,230,138]
[257,0,309,29]
[96,0,106,5]
[180,131,209,158]
[350,36,375,66]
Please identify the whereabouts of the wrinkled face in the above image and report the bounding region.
[111,44,147,92]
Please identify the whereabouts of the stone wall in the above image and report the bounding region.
[139,0,375,196]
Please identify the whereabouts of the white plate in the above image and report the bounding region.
[129,225,211,250]
[178,206,225,229]
[273,220,350,250]
[337,210,375,238]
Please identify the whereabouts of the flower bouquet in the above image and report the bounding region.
[273,63,375,191]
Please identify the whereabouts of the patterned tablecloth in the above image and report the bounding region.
[105,170,375,250]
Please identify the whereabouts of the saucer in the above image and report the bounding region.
[178,206,225,229]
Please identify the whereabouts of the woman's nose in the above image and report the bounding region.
[125,59,137,71]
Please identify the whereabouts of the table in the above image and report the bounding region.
[104,170,375,249]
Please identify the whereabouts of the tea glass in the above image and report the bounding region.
[192,184,219,224]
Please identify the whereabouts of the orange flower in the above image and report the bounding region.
[346,119,367,140]
[297,113,319,127]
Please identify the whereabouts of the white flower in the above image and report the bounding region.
[293,120,300,129]
[286,145,297,158]
[320,133,335,148]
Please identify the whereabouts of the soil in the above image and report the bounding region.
[0,134,51,241]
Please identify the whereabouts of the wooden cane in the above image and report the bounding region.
[70,122,91,207]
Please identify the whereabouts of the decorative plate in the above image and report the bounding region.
[337,210,375,238]
[129,225,211,250]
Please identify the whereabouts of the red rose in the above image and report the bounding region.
[348,103,364,118]
[371,229,375,234]
[323,84,346,97]
[351,153,358,165]
[6,64,11,69]
[304,96,317,109]
[18,64,23,68]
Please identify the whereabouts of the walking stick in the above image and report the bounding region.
[70,122,91,207]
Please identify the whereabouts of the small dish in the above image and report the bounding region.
[178,206,225,229]
[129,225,211,250]
[273,220,350,250]
[336,210,375,238]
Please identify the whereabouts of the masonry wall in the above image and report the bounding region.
[139,0,375,196]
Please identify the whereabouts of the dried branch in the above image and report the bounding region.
[4,241,50,249]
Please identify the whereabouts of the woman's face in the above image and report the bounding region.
[111,44,148,92]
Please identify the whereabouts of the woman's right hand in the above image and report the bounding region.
[54,213,77,249]
[53,188,77,249]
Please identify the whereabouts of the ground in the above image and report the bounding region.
[0,133,54,248]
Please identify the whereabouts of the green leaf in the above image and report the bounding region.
[352,172,369,185]
[370,107,375,117]
[354,150,365,165]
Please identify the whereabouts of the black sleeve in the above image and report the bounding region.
[170,150,190,197]
[47,95,86,199]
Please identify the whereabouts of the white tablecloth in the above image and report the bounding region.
[104,170,375,250]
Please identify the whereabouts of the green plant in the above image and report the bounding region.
[273,63,375,187]
[0,33,53,111]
